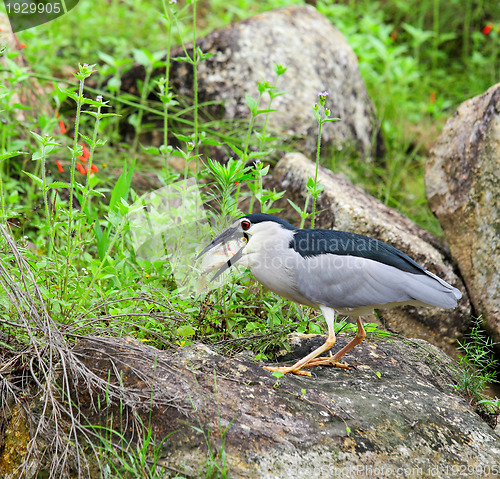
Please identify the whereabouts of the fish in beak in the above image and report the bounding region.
[197,224,247,281]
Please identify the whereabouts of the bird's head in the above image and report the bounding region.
[198,213,296,280]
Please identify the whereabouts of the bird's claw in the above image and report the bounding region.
[263,365,312,377]
[302,354,350,369]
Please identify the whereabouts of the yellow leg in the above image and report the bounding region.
[263,332,336,377]
[303,317,366,368]
[263,305,338,377]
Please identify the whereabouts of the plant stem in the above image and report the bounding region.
[311,108,324,229]
[77,104,102,242]
[300,195,310,230]
[259,80,278,152]
[0,162,4,223]
[161,0,173,168]
[64,76,86,296]
[243,91,263,160]
[79,215,127,307]
[0,129,5,222]
[39,144,55,257]
[132,66,153,152]
[192,0,200,176]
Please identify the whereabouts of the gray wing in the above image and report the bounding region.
[295,254,460,315]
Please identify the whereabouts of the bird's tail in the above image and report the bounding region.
[410,270,462,309]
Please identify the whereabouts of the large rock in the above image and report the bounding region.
[70,336,499,478]
[266,152,471,354]
[120,5,382,160]
[426,84,500,341]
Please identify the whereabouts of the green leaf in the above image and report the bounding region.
[59,87,81,103]
[255,108,276,115]
[30,131,44,145]
[226,143,244,158]
[174,133,194,143]
[23,171,43,188]
[133,48,155,68]
[109,160,135,213]
[106,76,121,92]
[200,136,221,146]
[308,322,322,334]
[311,107,321,123]
[0,150,25,161]
[323,117,342,123]
[172,54,194,64]
[79,133,93,144]
[257,164,270,176]
[95,113,120,119]
[141,145,160,155]
[86,188,106,197]
[196,48,213,62]
[287,199,304,215]
[246,151,271,160]
[73,181,87,192]
[245,94,258,114]
[268,90,286,100]
[48,181,71,189]
[7,192,18,203]
[176,324,196,338]
[97,51,116,66]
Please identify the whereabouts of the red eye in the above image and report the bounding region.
[241,220,250,230]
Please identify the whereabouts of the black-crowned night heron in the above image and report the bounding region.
[199,213,461,376]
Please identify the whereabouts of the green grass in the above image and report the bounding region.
[1,0,500,475]
[452,317,499,404]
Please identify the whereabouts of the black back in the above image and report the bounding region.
[290,229,426,275]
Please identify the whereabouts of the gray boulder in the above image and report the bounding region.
[69,336,500,478]
[426,83,500,341]
[120,5,382,160]
[266,152,471,354]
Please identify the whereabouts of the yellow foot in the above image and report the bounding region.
[299,351,350,369]
[303,356,350,369]
[262,365,313,377]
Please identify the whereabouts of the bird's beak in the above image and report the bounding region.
[197,225,241,258]
[197,226,246,281]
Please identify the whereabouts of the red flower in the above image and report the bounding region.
[56,160,64,173]
[76,162,85,174]
[55,113,67,134]
[78,143,90,163]
[90,164,99,173]
[483,24,493,35]
[59,119,67,134]
[19,43,27,49]
[429,91,436,104]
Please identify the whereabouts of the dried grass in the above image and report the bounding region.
[0,225,188,478]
